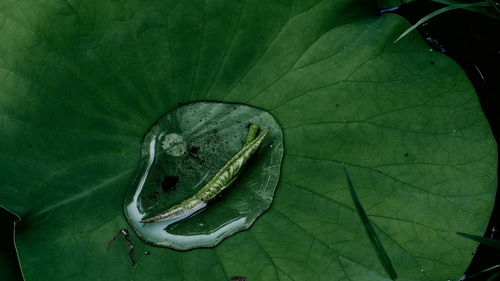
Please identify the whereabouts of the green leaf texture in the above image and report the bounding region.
[0,0,496,280]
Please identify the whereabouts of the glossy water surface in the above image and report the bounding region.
[124,102,284,250]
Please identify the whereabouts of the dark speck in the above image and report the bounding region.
[404,153,409,157]
[161,175,179,192]
[335,104,339,108]
[28,144,33,148]
[189,146,200,154]
[429,61,435,65]
[230,276,246,281]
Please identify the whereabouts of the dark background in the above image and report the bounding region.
[1,0,499,280]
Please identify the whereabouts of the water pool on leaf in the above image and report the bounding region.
[124,101,284,250]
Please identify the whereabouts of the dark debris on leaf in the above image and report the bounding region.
[230,276,246,281]
[107,229,137,266]
[161,175,179,193]
[189,146,200,154]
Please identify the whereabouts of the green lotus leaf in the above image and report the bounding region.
[0,0,496,280]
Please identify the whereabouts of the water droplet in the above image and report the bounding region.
[144,251,150,255]
[124,102,284,250]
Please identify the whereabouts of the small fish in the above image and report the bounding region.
[141,125,269,223]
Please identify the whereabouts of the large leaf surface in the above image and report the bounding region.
[0,0,496,280]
